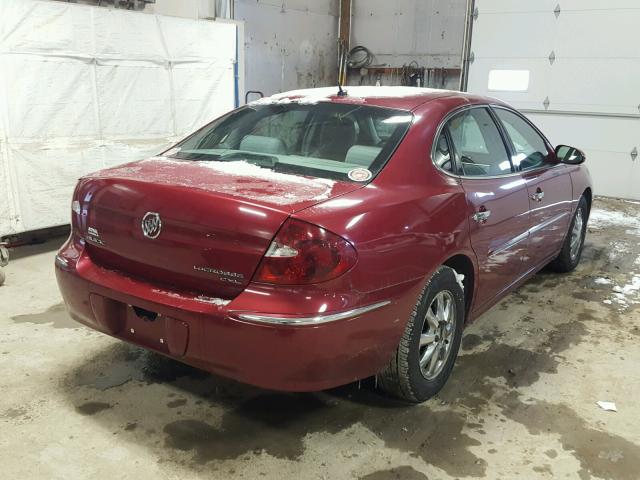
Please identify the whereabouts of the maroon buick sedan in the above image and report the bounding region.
[55,87,591,402]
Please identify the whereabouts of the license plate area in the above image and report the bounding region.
[89,294,190,357]
[125,305,167,351]
[125,305,190,357]
[132,305,159,322]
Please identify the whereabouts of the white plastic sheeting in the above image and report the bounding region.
[0,0,239,236]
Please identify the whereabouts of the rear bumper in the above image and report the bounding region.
[55,237,421,391]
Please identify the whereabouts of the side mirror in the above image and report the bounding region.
[555,145,586,165]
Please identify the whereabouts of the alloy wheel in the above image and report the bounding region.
[419,290,456,380]
[570,208,584,261]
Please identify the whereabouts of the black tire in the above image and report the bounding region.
[548,196,588,273]
[378,265,465,403]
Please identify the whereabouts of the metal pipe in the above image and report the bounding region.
[458,0,475,92]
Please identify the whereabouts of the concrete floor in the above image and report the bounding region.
[1,197,639,480]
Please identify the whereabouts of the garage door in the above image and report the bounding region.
[466,0,640,200]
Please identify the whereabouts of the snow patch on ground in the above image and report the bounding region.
[608,241,631,260]
[610,274,640,309]
[594,277,612,285]
[589,207,640,236]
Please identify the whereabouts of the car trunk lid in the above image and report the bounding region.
[77,157,360,298]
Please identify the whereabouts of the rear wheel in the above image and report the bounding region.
[548,196,588,273]
[378,266,465,403]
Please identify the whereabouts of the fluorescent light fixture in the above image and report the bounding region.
[488,70,530,92]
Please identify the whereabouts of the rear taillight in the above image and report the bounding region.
[253,218,357,285]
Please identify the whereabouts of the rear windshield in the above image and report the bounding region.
[164,103,413,182]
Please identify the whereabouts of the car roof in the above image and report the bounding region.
[250,86,489,111]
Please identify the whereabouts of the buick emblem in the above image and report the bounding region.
[141,212,162,239]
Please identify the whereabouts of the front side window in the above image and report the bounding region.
[164,103,413,183]
[447,108,512,177]
[494,108,550,171]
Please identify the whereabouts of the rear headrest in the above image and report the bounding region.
[239,135,287,155]
[345,145,382,167]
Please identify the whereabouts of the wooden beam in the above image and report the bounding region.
[338,0,352,51]
[337,0,352,84]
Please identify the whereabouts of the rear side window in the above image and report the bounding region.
[433,133,455,173]
[447,108,512,177]
[493,108,550,171]
[166,103,413,183]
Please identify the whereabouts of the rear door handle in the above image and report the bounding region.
[530,189,545,202]
[472,210,491,224]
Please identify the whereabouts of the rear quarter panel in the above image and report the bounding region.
[295,96,479,320]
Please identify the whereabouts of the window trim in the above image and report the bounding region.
[432,124,457,175]
[489,105,556,165]
[431,103,560,180]
[432,104,515,179]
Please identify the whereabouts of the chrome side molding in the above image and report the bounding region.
[236,300,391,326]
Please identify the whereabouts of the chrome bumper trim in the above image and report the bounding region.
[54,255,69,269]
[236,300,391,326]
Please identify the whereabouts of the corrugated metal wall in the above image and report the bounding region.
[236,0,467,96]
[52,1,467,97]
[352,0,465,70]
[349,0,466,88]
[235,0,339,98]
[48,0,470,100]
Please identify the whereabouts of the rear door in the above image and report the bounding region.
[441,106,531,309]
[492,107,572,271]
